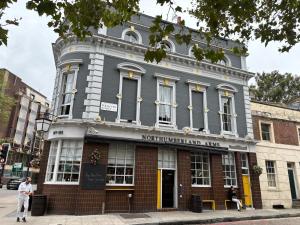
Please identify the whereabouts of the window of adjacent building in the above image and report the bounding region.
[159,84,173,125]
[191,151,210,186]
[124,31,139,43]
[106,143,135,185]
[45,140,83,183]
[260,122,271,141]
[266,160,276,187]
[222,152,237,187]
[158,148,176,169]
[221,96,232,132]
[60,72,74,116]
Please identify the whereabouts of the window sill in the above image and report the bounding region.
[192,185,211,188]
[44,181,79,185]
[224,185,238,188]
[106,184,134,187]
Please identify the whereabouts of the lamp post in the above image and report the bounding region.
[25,113,52,177]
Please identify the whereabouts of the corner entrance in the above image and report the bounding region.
[157,148,177,209]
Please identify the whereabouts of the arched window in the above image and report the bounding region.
[121,28,142,44]
[216,55,231,66]
[158,40,175,53]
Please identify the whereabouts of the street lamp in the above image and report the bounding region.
[25,113,52,177]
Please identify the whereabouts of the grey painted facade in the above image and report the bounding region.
[49,12,255,144]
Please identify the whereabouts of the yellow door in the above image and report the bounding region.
[242,175,252,206]
[157,170,161,209]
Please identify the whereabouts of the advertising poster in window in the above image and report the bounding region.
[81,163,106,190]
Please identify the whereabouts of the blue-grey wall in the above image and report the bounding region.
[60,53,90,119]
[104,14,242,68]
[100,55,247,137]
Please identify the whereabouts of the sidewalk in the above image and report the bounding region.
[1,206,300,225]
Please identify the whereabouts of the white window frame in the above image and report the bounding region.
[44,139,83,185]
[191,151,211,187]
[186,80,210,133]
[265,160,277,188]
[121,28,142,44]
[259,120,274,143]
[217,83,238,136]
[116,63,146,125]
[106,143,135,186]
[154,73,180,129]
[56,60,82,119]
[222,152,237,188]
[160,39,176,53]
[216,55,231,67]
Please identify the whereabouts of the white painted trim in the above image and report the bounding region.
[115,71,142,125]
[218,91,238,137]
[161,39,176,53]
[44,181,79,185]
[117,62,146,74]
[155,78,177,129]
[188,82,210,134]
[58,59,83,68]
[121,28,143,45]
[216,83,238,93]
[296,126,300,146]
[154,73,180,81]
[186,79,210,87]
[258,120,275,143]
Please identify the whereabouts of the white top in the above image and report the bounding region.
[18,182,33,198]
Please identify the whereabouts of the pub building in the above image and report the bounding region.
[37,13,262,214]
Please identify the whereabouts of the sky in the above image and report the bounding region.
[1,1,300,100]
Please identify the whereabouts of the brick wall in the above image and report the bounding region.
[248,152,262,209]
[105,190,134,212]
[252,115,300,145]
[36,141,51,194]
[177,149,192,210]
[132,145,157,212]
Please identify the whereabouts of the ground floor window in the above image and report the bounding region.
[222,152,237,187]
[266,160,276,187]
[106,143,135,185]
[45,140,83,183]
[191,151,210,186]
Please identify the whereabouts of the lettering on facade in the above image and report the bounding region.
[141,134,220,147]
[53,130,63,135]
[100,102,118,112]
[229,145,248,151]
[81,163,106,190]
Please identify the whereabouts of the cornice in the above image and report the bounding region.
[53,35,254,82]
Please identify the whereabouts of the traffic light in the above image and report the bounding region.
[0,143,9,164]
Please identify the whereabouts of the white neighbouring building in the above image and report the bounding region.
[252,101,300,208]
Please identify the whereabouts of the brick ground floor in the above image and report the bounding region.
[36,135,262,215]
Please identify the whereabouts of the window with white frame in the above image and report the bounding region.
[217,84,238,135]
[158,148,176,169]
[191,152,210,186]
[122,28,142,44]
[159,85,173,124]
[187,80,210,133]
[260,122,272,141]
[222,152,237,187]
[221,96,233,132]
[124,31,138,43]
[106,143,135,185]
[155,74,179,128]
[266,160,276,187]
[45,140,83,183]
[116,63,145,125]
[59,72,74,116]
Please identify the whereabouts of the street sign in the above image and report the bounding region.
[13,163,23,169]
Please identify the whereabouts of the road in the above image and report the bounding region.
[210,217,300,225]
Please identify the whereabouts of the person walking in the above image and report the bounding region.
[228,186,243,211]
[16,177,33,222]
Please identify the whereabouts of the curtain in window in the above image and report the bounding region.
[159,85,172,123]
